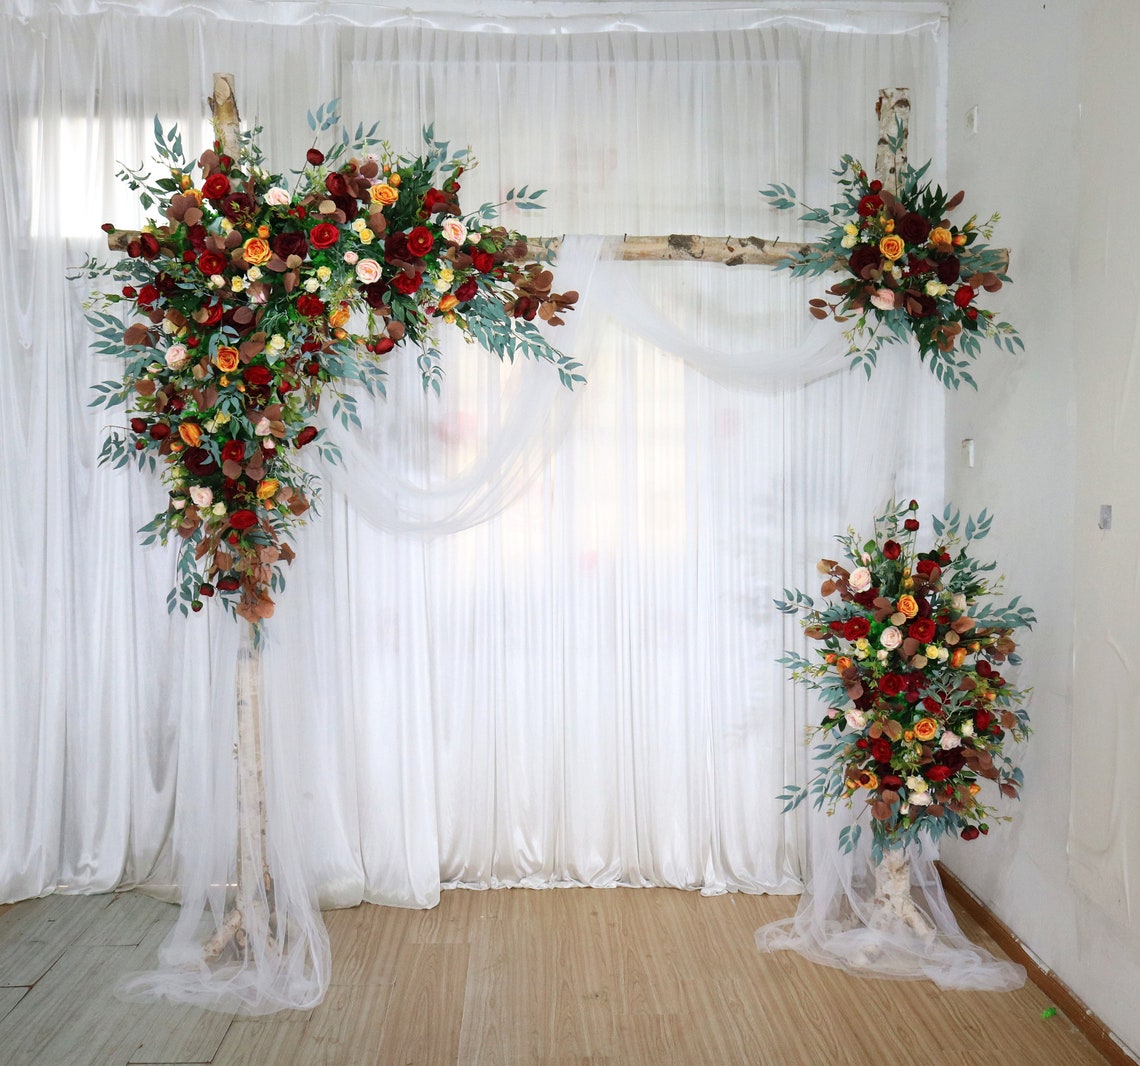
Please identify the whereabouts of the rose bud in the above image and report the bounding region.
[149,422,171,440]
[306,147,325,166]
[101,222,115,232]
[130,417,148,433]
[135,439,147,451]
[199,583,215,598]
[191,600,203,612]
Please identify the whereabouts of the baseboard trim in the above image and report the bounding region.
[936,861,1137,1066]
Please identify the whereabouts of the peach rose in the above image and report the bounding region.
[242,237,271,265]
[438,293,458,313]
[913,717,939,742]
[929,227,953,252]
[354,258,382,285]
[215,346,240,373]
[369,183,399,206]
[879,234,905,261]
[328,303,351,328]
[897,594,919,619]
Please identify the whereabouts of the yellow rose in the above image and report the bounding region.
[256,479,280,500]
[913,717,939,742]
[897,594,919,619]
[929,226,953,252]
[370,183,399,206]
[242,237,271,266]
[178,422,202,447]
[879,234,906,261]
[215,346,240,373]
[438,293,459,313]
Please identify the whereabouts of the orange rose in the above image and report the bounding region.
[879,234,905,261]
[370,183,399,206]
[215,346,240,373]
[950,646,968,669]
[178,422,202,447]
[929,226,953,252]
[438,293,459,313]
[913,717,939,742]
[256,478,280,500]
[835,656,854,673]
[242,237,271,265]
[897,594,919,619]
[328,303,351,328]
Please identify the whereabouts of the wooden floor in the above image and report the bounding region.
[0,886,1117,1066]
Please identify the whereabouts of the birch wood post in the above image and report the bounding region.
[868,848,935,940]
[874,88,911,196]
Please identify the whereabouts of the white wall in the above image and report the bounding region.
[945,0,1140,1057]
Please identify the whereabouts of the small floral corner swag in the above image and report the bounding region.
[776,501,1035,859]
[75,105,581,626]
[761,132,1022,390]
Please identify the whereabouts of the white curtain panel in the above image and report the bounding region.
[0,0,947,924]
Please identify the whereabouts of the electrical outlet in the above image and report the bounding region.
[966,105,979,134]
[1099,504,1112,530]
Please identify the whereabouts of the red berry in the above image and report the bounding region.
[187,336,200,349]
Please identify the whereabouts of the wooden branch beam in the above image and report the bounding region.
[528,235,842,270]
[209,73,242,159]
[875,88,910,197]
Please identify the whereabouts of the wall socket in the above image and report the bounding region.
[966,105,980,134]
[1099,504,1113,530]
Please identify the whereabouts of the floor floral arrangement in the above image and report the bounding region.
[776,500,1035,861]
[762,123,1021,390]
[75,103,580,624]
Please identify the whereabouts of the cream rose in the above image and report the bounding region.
[355,258,382,285]
[848,567,872,593]
[190,486,214,508]
[165,343,190,370]
[264,187,291,206]
[879,626,902,650]
[442,218,468,245]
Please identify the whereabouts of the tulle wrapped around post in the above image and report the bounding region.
[756,807,1025,991]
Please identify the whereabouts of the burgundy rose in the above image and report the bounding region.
[221,440,246,463]
[130,417,148,434]
[406,226,435,258]
[306,148,325,166]
[897,212,931,244]
[197,250,227,277]
[385,232,411,263]
[199,301,225,328]
[295,426,318,448]
[220,193,256,223]
[187,224,208,252]
[936,257,961,285]
[199,583,215,598]
[848,244,881,279]
[881,775,903,791]
[154,272,177,295]
[870,737,894,765]
[296,293,326,317]
[843,616,871,641]
[244,365,273,387]
[938,748,967,775]
[926,765,953,783]
[148,422,170,440]
[513,295,538,321]
[455,278,479,303]
[909,618,936,643]
[391,272,422,296]
[954,285,976,308]
[332,195,359,221]
[272,231,309,262]
[216,575,241,592]
[471,249,495,274]
[325,172,348,197]
[856,193,883,217]
[960,826,980,841]
[879,674,904,697]
[906,256,934,276]
[309,222,340,250]
[882,539,901,560]
[127,233,160,260]
[362,281,389,309]
[202,173,231,200]
[182,447,219,477]
[906,293,938,319]
[904,518,920,532]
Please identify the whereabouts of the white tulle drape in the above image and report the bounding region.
[0,0,1004,1012]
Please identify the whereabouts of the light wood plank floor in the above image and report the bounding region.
[0,886,1117,1066]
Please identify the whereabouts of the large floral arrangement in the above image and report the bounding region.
[761,127,1021,390]
[776,501,1035,859]
[76,105,580,624]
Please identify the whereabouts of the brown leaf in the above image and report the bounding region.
[1000,782,1019,799]
[123,323,152,347]
[868,722,883,739]
[845,682,864,702]
[902,637,919,657]
[880,789,899,806]
[222,459,243,480]
[883,719,903,741]
[809,306,829,320]
[871,801,893,821]
[1001,711,1017,729]
[951,616,975,634]
[927,803,945,818]
[945,190,965,211]
[821,580,836,597]
[804,625,828,640]
[133,378,155,396]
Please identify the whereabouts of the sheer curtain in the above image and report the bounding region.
[1,0,949,1007]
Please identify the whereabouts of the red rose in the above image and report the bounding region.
[974,710,994,732]
[121,286,137,298]
[306,148,325,166]
[926,765,953,782]
[916,558,940,577]
[197,251,227,277]
[295,426,318,448]
[422,188,449,214]
[954,285,975,308]
[904,518,920,532]
[244,365,273,386]
[199,301,224,328]
[857,194,883,217]
[908,618,936,642]
[229,509,258,530]
[455,278,479,303]
[828,620,846,633]
[881,775,903,791]
[216,575,241,592]
[471,249,495,274]
[148,422,170,440]
[296,293,326,317]
[130,417,147,433]
[202,173,231,199]
[882,539,901,560]
[406,226,435,258]
[374,337,395,354]
[843,616,871,641]
[309,222,339,250]
[391,272,422,296]
[199,583,215,598]
[960,826,981,841]
[220,440,246,463]
[137,284,159,306]
[879,674,904,697]
[870,737,894,764]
